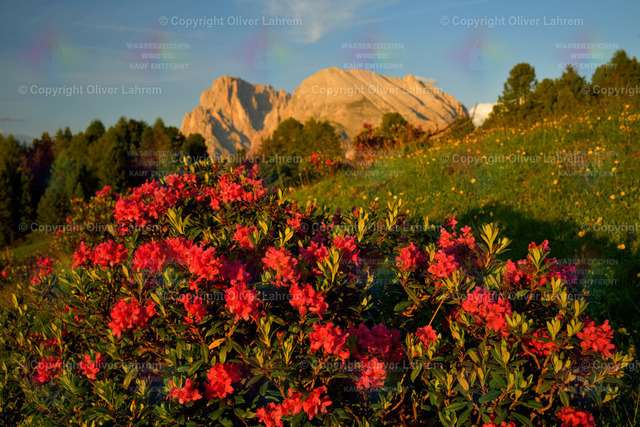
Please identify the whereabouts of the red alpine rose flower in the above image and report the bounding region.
[90,240,128,269]
[301,386,332,420]
[289,283,328,318]
[332,235,360,267]
[262,247,300,286]
[356,357,386,389]
[309,322,350,361]
[204,363,242,399]
[233,224,257,249]
[177,293,208,324]
[72,241,92,268]
[78,353,107,380]
[256,402,285,427]
[576,319,616,359]
[396,242,426,272]
[416,325,438,347]
[33,356,62,384]
[460,287,512,337]
[30,256,55,284]
[555,407,596,426]
[225,283,261,321]
[107,298,157,338]
[167,378,202,404]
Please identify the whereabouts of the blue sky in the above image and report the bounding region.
[1,0,639,141]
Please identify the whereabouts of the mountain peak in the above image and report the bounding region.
[181,68,466,156]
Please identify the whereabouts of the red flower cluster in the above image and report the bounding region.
[396,242,427,272]
[427,250,458,279]
[348,323,403,389]
[437,222,476,251]
[78,353,106,380]
[184,243,223,290]
[107,298,157,338]
[262,247,300,286]
[555,407,596,426]
[167,378,202,404]
[233,224,257,249]
[225,283,261,321]
[33,356,62,384]
[129,238,226,291]
[28,332,57,349]
[177,293,208,324]
[132,240,173,273]
[356,358,386,389]
[256,386,331,427]
[482,416,516,427]
[350,323,403,363]
[215,167,268,205]
[416,325,438,348]
[333,235,360,266]
[300,241,329,274]
[94,185,115,199]
[71,241,93,268]
[115,180,179,231]
[289,283,328,318]
[221,258,251,286]
[425,219,476,282]
[218,174,246,203]
[576,319,616,359]
[524,329,557,357]
[204,363,242,400]
[309,322,350,361]
[286,211,304,232]
[164,173,198,196]
[90,240,128,269]
[30,256,54,284]
[503,241,578,288]
[460,287,512,336]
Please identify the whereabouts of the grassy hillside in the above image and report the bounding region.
[289,104,640,326]
[287,104,640,424]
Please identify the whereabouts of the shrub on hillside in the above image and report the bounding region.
[0,161,633,426]
[258,118,343,187]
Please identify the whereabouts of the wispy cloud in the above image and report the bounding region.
[415,76,439,86]
[261,0,387,43]
[0,115,23,122]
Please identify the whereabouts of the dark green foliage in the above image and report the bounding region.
[380,112,408,135]
[485,50,640,128]
[182,134,208,160]
[25,133,55,210]
[32,117,207,228]
[499,63,537,107]
[259,117,342,186]
[447,116,475,140]
[0,135,33,246]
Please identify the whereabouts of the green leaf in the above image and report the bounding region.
[123,368,138,390]
[394,300,413,314]
[522,400,543,410]
[457,407,472,426]
[411,366,422,383]
[209,406,227,421]
[511,413,533,426]
[259,380,270,396]
[188,359,204,376]
[559,388,570,408]
[478,390,501,404]
[445,401,469,412]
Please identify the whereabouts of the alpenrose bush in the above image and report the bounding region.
[0,160,633,426]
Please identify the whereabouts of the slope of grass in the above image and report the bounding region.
[287,104,640,424]
[287,105,640,424]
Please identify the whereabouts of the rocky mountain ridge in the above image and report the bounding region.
[180,67,467,156]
